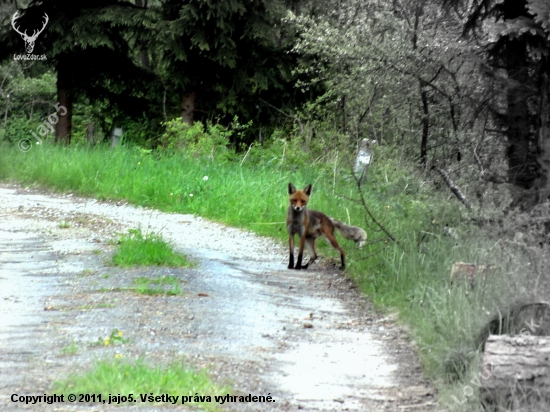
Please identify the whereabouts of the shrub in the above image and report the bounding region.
[159,118,232,160]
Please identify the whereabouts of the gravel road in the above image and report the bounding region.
[0,184,437,411]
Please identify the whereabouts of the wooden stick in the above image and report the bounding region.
[435,165,472,211]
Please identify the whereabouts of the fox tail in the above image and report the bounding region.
[330,218,367,248]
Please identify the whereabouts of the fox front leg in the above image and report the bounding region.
[294,234,307,270]
[288,234,295,269]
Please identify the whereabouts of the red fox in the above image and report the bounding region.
[286,183,367,270]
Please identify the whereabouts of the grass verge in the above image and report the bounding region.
[54,358,227,410]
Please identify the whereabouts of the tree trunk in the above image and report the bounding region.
[505,40,533,190]
[140,51,150,69]
[481,335,550,408]
[135,0,150,69]
[181,91,195,125]
[342,94,347,135]
[412,3,429,166]
[55,56,72,144]
[420,84,429,165]
[534,72,550,202]
[181,75,197,125]
[86,123,94,144]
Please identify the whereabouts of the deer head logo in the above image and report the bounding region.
[11,11,49,54]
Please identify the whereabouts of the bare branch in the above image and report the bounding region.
[258,98,303,133]
[434,164,472,210]
[348,160,403,249]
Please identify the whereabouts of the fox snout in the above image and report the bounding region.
[292,204,304,212]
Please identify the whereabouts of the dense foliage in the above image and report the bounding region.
[0,0,307,145]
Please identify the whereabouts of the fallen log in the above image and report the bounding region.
[481,335,550,409]
[476,302,550,350]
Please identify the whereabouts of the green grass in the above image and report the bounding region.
[54,358,227,410]
[0,142,513,409]
[77,269,95,277]
[60,341,79,356]
[131,275,182,295]
[92,276,182,295]
[112,228,191,267]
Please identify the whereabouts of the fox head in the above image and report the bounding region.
[288,183,312,212]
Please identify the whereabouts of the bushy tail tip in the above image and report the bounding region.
[330,218,367,248]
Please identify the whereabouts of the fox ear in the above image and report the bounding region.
[303,184,312,196]
[288,183,296,194]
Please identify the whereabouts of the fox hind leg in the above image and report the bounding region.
[324,231,346,269]
[303,237,318,269]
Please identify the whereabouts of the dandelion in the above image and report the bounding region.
[118,331,123,337]
[189,193,193,197]
[115,353,123,359]
[104,337,110,346]
[203,176,209,181]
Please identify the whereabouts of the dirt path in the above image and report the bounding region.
[0,184,437,411]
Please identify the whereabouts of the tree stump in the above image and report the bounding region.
[86,123,95,144]
[110,126,123,148]
[481,335,550,409]
[450,262,492,287]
